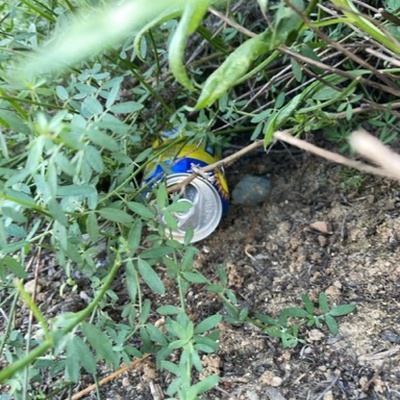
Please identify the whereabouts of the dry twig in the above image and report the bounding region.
[274,130,399,180]
[69,354,151,400]
[350,129,400,180]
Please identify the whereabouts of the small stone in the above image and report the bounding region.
[271,376,283,387]
[310,221,330,234]
[323,391,334,400]
[325,285,341,299]
[261,371,282,387]
[318,235,328,247]
[232,175,271,205]
[308,329,325,342]
[245,390,260,400]
[122,377,130,387]
[24,280,41,295]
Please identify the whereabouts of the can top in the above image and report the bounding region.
[165,173,223,243]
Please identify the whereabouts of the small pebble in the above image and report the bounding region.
[232,175,270,205]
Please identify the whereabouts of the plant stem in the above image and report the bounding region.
[0,253,122,383]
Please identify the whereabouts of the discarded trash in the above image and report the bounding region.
[143,129,229,243]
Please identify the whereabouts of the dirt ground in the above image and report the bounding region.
[91,145,400,400]
[2,144,400,400]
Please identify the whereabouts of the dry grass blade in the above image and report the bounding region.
[350,129,400,180]
[274,131,400,180]
[69,354,151,400]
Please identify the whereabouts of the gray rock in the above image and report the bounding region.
[231,174,271,205]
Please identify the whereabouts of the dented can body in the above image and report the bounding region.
[143,130,229,243]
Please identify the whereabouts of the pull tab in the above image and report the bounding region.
[174,185,201,231]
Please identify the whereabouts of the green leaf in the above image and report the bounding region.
[146,324,168,345]
[278,307,308,325]
[168,339,187,350]
[328,304,356,317]
[110,101,144,114]
[86,130,119,151]
[86,145,104,173]
[47,199,68,226]
[324,314,339,335]
[239,307,249,322]
[66,338,81,383]
[73,336,97,374]
[264,326,282,338]
[166,199,192,213]
[256,0,268,13]
[168,0,211,90]
[134,148,153,163]
[182,271,208,284]
[264,94,303,146]
[137,259,165,294]
[191,350,203,372]
[82,323,116,366]
[26,136,45,173]
[291,58,303,82]
[139,299,152,325]
[127,201,155,219]
[194,314,222,334]
[301,294,315,314]
[194,340,217,353]
[313,86,340,101]
[56,185,96,197]
[163,211,178,230]
[217,264,227,286]
[133,8,182,60]
[0,129,9,159]
[281,332,300,348]
[127,219,142,255]
[206,283,224,293]
[98,208,134,224]
[255,313,278,326]
[125,261,138,303]
[140,246,173,259]
[56,85,69,101]
[157,305,182,315]
[1,206,27,224]
[190,375,219,395]
[105,80,121,109]
[161,361,180,377]
[195,30,272,109]
[156,184,168,209]
[0,241,29,256]
[273,0,304,45]
[86,212,99,242]
[0,256,27,278]
[81,97,103,117]
[318,292,329,313]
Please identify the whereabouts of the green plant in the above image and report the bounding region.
[0,0,397,398]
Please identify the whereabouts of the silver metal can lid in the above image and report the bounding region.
[165,173,223,243]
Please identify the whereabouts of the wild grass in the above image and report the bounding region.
[0,0,399,398]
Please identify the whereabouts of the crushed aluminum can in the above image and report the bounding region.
[143,129,229,243]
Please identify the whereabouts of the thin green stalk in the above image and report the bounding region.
[0,253,122,383]
[1,192,53,218]
[18,0,57,22]
[298,76,361,114]
[0,293,19,356]
[15,279,51,341]
[94,374,101,399]
[332,0,400,55]
[0,93,75,112]
[236,50,281,85]
[147,30,161,85]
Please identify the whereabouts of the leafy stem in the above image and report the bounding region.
[0,252,122,383]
